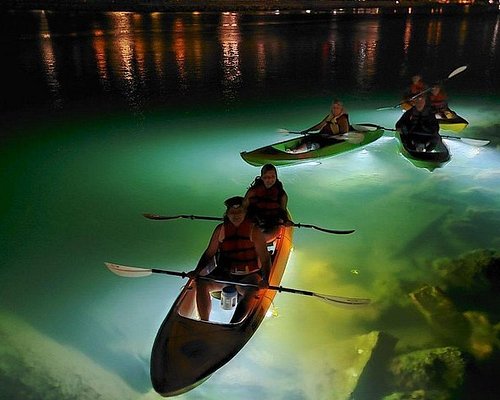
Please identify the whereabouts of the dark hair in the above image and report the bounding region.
[260,163,277,176]
[224,196,244,209]
[249,164,284,193]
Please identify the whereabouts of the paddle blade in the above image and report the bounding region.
[447,65,467,79]
[441,136,490,147]
[277,128,291,134]
[313,292,371,307]
[352,124,378,131]
[342,132,365,144]
[105,262,153,278]
[460,138,489,147]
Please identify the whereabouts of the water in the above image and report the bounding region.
[1,8,499,400]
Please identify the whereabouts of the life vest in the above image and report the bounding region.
[247,183,284,222]
[218,219,259,274]
[321,112,349,135]
[429,91,448,111]
[410,81,426,95]
[403,106,438,137]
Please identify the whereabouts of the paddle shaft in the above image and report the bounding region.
[379,65,467,110]
[408,66,468,102]
[143,214,355,235]
[352,124,489,146]
[106,263,371,306]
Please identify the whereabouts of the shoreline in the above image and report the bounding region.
[1,1,499,14]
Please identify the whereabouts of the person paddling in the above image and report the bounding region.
[189,196,271,322]
[429,84,455,119]
[286,99,351,153]
[243,164,291,238]
[395,94,441,153]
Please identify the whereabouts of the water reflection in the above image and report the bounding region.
[39,11,62,109]
[92,30,111,91]
[353,21,379,91]
[4,11,499,120]
[426,19,443,46]
[108,12,143,116]
[218,12,242,101]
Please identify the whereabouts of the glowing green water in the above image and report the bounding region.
[1,94,499,398]
[1,8,500,399]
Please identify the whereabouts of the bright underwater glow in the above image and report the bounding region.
[1,9,499,400]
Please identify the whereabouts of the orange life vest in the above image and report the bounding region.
[429,91,448,110]
[248,184,284,221]
[410,81,426,95]
[218,219,259,274]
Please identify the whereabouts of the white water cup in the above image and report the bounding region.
[221,285,238,310]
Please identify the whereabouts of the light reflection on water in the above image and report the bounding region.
[3,9,499,116]
[0,9,500,400]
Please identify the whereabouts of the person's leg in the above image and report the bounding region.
[230,273,261,323]
[196,279,223,321]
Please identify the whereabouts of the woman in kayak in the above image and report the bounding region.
[429,84,454,119]
[243,163,291,236]
[190,196,271,322]
[396,94,441,152]
[286,99,351,153]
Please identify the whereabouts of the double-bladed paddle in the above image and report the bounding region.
[143,213,355,235]
[277,129,364,144]
[352,124,490,147]
[376,65,468,111]
[105,262,371,306]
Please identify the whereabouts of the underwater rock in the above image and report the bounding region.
[382,389,450,400]
[347,331,398,400]
[305,331,397,399]
[388,347,466,393]
[463,311,500,360]
[409,285,470,347]
[432,249,500,293]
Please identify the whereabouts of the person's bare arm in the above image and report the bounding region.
[190,224,222,276]
[252,227,271,283]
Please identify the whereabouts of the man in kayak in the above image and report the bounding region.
[189,196,271,322]
[401,74,428,111]
[286,99,351,153]
[408,74,427,96]
[396,94,441,152]
[244,164,292,240]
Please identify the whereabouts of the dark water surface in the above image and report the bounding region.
[1,9,499,400]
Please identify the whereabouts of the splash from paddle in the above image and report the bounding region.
[105,262,371,307]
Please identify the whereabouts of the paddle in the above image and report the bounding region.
[277,129,364,144]
[143,213,355,235]
[277,128,319,135]
[376,65,468,111]
[105,262,371,306]
[352,124,490,147]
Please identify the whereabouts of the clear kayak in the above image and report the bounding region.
[150,223,294,397]
[240,128,384,167]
